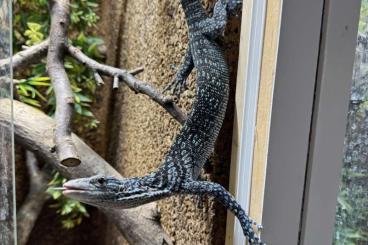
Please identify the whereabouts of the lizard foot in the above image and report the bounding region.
[162,77,188,99]
[227,0,242,16]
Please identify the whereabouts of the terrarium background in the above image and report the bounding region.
[14,0,241,244]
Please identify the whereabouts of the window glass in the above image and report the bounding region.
[0,0,15,244]
[333,1,368,244]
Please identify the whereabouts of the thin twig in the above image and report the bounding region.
[67,45,187,124]
[47,0,80,166]
[0,40,48,74]
[113,75,119,90]
[128,66,145,75]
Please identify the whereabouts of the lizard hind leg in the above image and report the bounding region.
[180,180,264,244]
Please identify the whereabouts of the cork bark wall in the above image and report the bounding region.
[105,0,242,244]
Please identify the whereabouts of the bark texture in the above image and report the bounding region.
[0,99,173,245]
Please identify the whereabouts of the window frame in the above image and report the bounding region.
[300,0,361,244]
[228,0,362,244]
[225,0,267,244]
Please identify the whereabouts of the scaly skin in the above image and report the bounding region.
[63,1,264,244]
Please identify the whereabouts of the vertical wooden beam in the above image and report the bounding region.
[249,0,282,224]
[225,0,256,243]
[226,0,267,244]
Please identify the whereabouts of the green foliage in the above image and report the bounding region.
[47,172,89,229]
[334,170,368,244]
[24,22,44,45]
[16,76,49,107]
[359,0,368,33]
[14,0,103,228]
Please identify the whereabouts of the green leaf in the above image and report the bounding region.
[74,94,81,104]
[28,81,50,86]
[20,96,41,107]
[61,206,72,215]
[75,93,93,103]
[34,89,47,101]
[27,22,42,31]
[74,103,83,115]
[77,204,88,214]
[81,109,94,117]
[30,76,50,82]
[87,2,98,7]
[64,62,74,69]
[62,219,75,229]
[17,84,29,96]
[46,187,62,200]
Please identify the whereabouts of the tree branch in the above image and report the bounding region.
[0,99,173,245]
[17,151,50,245]
[0,40,48,73]
[47,0,80,167]
[0,40,187,124]
[67,45,187,124]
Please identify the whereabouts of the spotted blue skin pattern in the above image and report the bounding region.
[65,1,263,244]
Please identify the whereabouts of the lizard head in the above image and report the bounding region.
[62,175,164,209]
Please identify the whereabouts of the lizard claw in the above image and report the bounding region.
[162,76,188,99]
[227,0,242,16]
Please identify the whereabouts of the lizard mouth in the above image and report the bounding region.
[62,182,89,195]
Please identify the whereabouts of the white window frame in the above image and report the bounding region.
[262,0,326,243]
[264,0,360,244]
[226,0,266,244]
[228,0,362,244]
[300,0,361,244]
[264,0,361,244]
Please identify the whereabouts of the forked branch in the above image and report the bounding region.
[47,0,80,167]
[0,40,187,124]
[67,45,187,124]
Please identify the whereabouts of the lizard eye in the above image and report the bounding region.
[96,177,106,185]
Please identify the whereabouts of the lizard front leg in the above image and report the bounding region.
[201,0,242,39]
[180,180,264,245]
[163,47,194,98]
